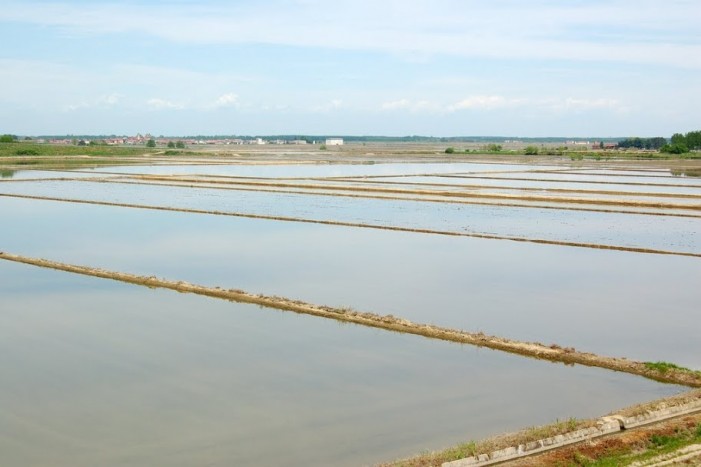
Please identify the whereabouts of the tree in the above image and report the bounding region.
[618,137,666,150]
[146,138,156,148]
[175,141,185,149]
[524,146,539,155]
[684,131,701,150]
[671,133,686,146]
[167,141,175,148]
[444,147,455,154]
[647,137,667,150]
[0,134,15,143]
[660,143,689,154]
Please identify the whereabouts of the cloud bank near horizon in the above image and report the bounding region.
[1,1,699,136]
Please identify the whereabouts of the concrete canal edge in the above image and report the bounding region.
[442,396,701,466]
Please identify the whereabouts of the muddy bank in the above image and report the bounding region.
[1,251,700,388]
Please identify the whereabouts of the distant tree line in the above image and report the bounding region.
[615,131,700,154]
[616,137,667,150]
[667,131,701,153]
[0,134,17,143]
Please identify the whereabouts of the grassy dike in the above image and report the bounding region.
[0,142,183,171]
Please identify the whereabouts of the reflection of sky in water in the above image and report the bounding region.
[0,179,699,253]
[74,162,560,178]
[0,260,685,467]
[365,176,701,195]
[1,196,700,369]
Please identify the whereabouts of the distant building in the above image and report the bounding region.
[325,138,343,146]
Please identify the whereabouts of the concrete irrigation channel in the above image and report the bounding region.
[438,393,701,466]
[1,250,700,390]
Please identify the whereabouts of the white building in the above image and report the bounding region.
[325,138,344,146]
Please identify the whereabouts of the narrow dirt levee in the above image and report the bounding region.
[2,193,699,258]
[2,250,700,388]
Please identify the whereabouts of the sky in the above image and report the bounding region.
[0,0,699,137]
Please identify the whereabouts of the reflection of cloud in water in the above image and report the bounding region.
[1,195,700,369]
[0,260,686,466]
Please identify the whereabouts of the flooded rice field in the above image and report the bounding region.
[1,196,700,368]
[0,260,684,467]
[1,155,699,466]
[0,178,699,254]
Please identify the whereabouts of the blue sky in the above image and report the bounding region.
[1,0,699,136]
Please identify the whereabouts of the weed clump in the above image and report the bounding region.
[15,149,39,155]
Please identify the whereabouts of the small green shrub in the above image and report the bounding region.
[445,147,455,154]
[15,149,39,155]
[443,441,477,460]
[660,143,690,154]
[650,434,674,447]
[644,361,684,373]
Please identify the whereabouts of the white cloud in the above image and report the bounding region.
[63,93,122,112]
[210,93,239,109]
[563,98,620,110]
[447,96,526,111]
[146,98,185,110]
[538,97,629,114]
[100,93,120,106]
[311,99,344,112]
[3,1,701,68]
[381,99,412,111]
[380,95,627,115]
[380,99,442,113]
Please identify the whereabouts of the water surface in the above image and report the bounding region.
[0,260,685,467]
[1,179,698,253]
[1,196,699,369]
